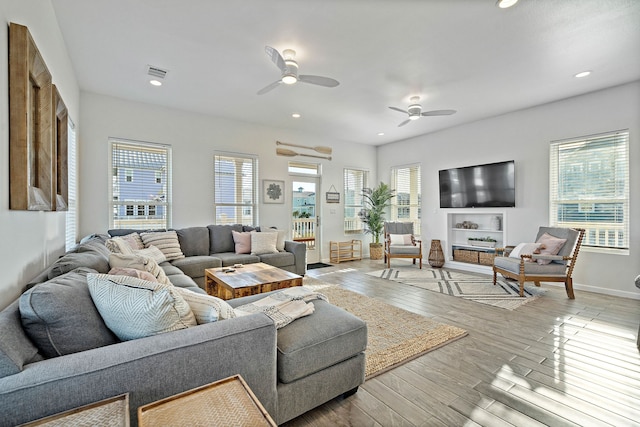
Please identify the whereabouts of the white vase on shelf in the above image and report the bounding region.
[490,216,501,231]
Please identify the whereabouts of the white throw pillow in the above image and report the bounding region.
[172,287,236,324]
[251,232,279,255]
[389,234,412,245]
[105,237,134,255]
[509,243,543,261]
[87,273,196,341]
[140,230,185,261]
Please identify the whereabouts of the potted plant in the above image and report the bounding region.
[358,182,395,260]
[467,236,497,248]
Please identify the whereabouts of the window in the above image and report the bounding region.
[65,119,77,251]
[550,130,629,251]
[390,164,421,235]
[344,168,368,234]
[110,139,171,229]
[214,152,258,225]
[288,161,319,175]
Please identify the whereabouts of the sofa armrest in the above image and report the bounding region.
[0,314,277,427]
[285,240,307,276]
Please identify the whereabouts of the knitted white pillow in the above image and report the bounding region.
[140,230,185,261]
[250,232,279,255]
[108,253,172,286]
[87,274,196,341]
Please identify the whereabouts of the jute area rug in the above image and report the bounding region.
[303,277,468,379]
[367,266,545,310]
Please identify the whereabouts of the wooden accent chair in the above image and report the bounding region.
[383,222,422,269]
[493,227,585,299]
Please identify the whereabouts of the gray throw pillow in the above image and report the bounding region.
[20,268,119,358]
[47,251,110,280]
[176,227,210,256]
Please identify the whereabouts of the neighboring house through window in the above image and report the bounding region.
[109,139,171,229]
[213,152,258,225]
[344,168,368,234]
[550,130,629,252]
[391,164,421,235]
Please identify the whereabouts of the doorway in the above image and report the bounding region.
[291,176,320,264]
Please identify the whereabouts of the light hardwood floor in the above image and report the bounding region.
[284,259,640,427]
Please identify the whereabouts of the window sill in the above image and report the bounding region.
[581,246,629,256]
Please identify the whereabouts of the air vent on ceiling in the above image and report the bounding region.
[147,66,168,79]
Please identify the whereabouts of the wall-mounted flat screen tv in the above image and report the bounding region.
[439,160,515,208]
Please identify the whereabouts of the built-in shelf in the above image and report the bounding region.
[446,210,507,271]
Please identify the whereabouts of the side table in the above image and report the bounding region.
[138,375,276,426]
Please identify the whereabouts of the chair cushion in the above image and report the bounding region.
[389,234,412,245]
[20,268,119,359]
[494,256,568,275]
[389,245,421,255]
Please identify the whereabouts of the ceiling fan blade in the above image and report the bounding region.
[298,75,339,87]
[388,106,408,114]
[265,46,287,73]
[398,119,411,127]
[421,109,457,116]
[257,80,282,95]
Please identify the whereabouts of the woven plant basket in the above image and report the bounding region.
[369,243,384,260]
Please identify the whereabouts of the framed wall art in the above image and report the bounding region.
[263,180,285,204]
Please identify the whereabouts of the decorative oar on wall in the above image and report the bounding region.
[276,148,332,161]
[276,141,332,156]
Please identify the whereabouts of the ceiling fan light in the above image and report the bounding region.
[496,0,518,8]
[282,75,298,84]
[409,115,420,121]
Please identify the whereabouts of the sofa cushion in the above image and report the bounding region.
[208,224,243,254]
[176,227,210,256]
[258,252,295,268]
[19,268,119,359]
[170,256,221,279]
[0,301,43,378]
[214,252,261,267]
[47,251,110,280]
[172,287,236,324]
[140,230,185,261]
[87,273,197,341]
[165,273,203,292]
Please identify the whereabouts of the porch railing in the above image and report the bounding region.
[292,218,316,250]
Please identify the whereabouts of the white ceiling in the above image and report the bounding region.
[50,0,640,146]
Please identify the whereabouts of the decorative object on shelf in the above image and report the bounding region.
[490,216,501,231]
[359,182,395,260]
[428,239,445,268]
[262,180,285,204]
[325,184,340,203]
[467,237,497,248]
[9,23,55,211]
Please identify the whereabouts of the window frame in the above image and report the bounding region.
[64,118,77,251]
[549,130,629,253]
[343,168,369,235]
[390,163,422,235]
[109,138,172,230]
[213,151,258,225]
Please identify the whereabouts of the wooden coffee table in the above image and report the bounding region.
[205,262,303,300]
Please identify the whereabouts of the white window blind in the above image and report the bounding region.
[64,119,77,251]
[550,130,629,250]
[214,153,258,225]
[344,168,368,234]
[109,139,171,229]
[391,164,421,235]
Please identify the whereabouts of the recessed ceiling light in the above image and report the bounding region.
[149,79,162,86]
[574,71,592,78]
[377,132,385,136]
[496,0,518,8]
[291,113,301,118]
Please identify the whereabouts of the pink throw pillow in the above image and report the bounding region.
[232,230,251,254]
[535,233,567,265]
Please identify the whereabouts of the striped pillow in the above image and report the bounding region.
[173,287,236,324]
[140,230,185,261]
[87,273,196,341]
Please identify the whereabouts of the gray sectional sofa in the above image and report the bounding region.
[0,230,367,426]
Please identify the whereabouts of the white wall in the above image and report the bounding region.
[378,81,640,298]
[0,0,80,309]
[78,92,377,260]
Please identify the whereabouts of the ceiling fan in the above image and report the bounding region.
[389,96,456,127]
[257,46,340,95]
